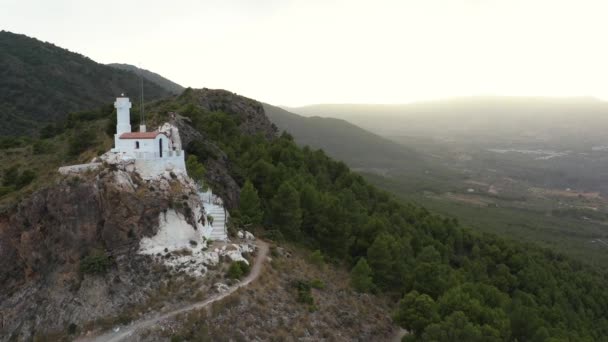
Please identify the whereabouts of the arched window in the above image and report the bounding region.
[135,141,140,149]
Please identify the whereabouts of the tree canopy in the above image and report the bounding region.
[181,107,608,341]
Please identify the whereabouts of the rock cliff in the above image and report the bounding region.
[0,166,200,340]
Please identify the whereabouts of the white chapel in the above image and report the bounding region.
[111,95,186,178]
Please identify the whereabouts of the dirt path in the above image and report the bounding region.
[76,240,269,342]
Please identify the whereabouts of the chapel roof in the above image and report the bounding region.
[119,132,165,139]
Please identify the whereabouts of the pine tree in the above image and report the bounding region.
[270,181,302,239]
[393,290,439,336]
[351,258,373,292]
[367,233,395,289]
[299,183,320,236]
[239,180,262,225]
[186,155,206,184]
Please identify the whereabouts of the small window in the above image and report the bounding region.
[135,141,140,149]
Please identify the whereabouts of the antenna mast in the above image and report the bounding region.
[139,65,145,132]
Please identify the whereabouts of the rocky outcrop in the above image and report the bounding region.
[184,88,277,140]
[170,88,278,209]
[0,167,201,340]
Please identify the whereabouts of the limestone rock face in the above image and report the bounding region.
[0,167,200,340]
[158,122,183,150]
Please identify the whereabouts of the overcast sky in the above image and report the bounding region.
[2,0,608,106]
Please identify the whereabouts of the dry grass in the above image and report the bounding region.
[145,243,396,341]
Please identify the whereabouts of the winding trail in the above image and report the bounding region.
[77,240,269,342]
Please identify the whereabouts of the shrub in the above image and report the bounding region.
[308,250,325,268]
[310,278,325,289]
[350,258,373,292]
[294,280,314,305]
[186,155,206,184]
[226,261,250,279]
[40,123,63,139]
[262,229,284,242]
[32,140,52,154]
[80,251,111,274]
[67,323,78,335]
[68,128,96,156]
[3,165,19,186]
[0,186,14,197]
[2,166,35,189]
[16,169,36,188]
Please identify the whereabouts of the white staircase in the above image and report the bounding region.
[198,189,228,241]
[207,205,227,240]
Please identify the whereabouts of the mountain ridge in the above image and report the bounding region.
[107,63,185,95]
[0,31,174,136]
[263,103,423,170]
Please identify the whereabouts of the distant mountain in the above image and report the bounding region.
[263,103,423,170]
[288,97,608,147]
[107,63,185,95]
[0,31,173,136]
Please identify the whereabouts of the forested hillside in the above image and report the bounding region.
[147,90,608,341]
[0,31,172,136]
[1,87,608,340]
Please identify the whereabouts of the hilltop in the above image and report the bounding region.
[107,63,185,95]
[0,89,398,341]
[0,31,174,136]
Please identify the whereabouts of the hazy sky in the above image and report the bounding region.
[2,0,608,106]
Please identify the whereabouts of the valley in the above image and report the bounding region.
[284,99,608,266]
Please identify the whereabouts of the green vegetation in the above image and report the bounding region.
[307,250,325,268]
[79,251,111,275]
[350,258,373,292]
[270,101,608,268]
[293,280,315,305]
[185,155,206,184]
[3,165,36,190]
[393,290,439,337]
[270,181,302,240]
[226,261,250,279]
[0,102,116,210]
[236,180,262,226]
[367,172,608,267]
[174,104,608,340]
[309,278,325,289]
[0,31,172,136]
[3,83,608,340]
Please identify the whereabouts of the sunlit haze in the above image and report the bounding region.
[3,0,608,106]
